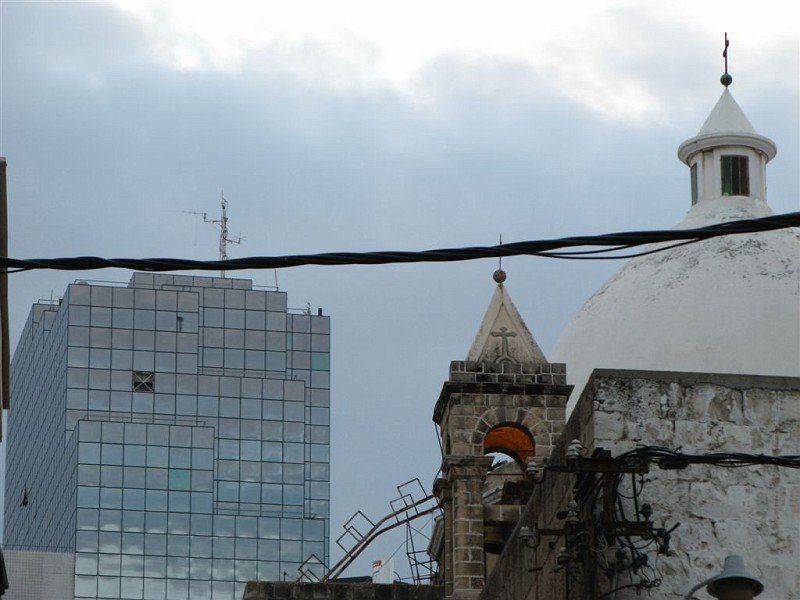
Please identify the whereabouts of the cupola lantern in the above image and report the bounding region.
[677,37,777,207]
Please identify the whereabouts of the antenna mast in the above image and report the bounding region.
[213,191,242,278]
[184,191,242,278]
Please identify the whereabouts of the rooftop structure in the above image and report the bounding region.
[552,80,800,401]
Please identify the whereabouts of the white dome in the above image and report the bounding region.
[552,89,800,401]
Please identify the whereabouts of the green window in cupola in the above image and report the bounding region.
[721,155,749,196]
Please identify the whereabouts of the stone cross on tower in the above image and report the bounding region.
[431,274,571,599]
[490,326,517,363]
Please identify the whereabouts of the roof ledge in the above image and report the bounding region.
[677,132,777,165]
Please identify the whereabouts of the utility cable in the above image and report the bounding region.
[617,447,800,470]
[1,211,797,273]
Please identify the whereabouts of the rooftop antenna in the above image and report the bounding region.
[184,191,242,278]
[721,32,732,87]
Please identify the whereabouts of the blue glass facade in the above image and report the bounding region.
[4,273,330,599]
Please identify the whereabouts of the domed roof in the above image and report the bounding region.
[552,88,800,402]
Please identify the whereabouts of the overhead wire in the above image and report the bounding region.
[617,446,800,470]
[0,211,797,273]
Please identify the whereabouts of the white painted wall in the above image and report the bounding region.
[587,372,800,600]
[553,196,800,407]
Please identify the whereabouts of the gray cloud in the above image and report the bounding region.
[1,1,797,576]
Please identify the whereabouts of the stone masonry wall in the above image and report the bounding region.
[435,360,570,459]
[433,360,571,599]
[479,382,594,600]
[481,369,800,600]
[590,370,800,600]
[242,582,444,600]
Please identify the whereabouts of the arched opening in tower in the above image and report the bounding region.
[483,424,535,468]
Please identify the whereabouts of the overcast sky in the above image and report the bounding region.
[1,0,798,580]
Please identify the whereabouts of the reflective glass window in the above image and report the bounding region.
[75,553,98,575]
[113,308,134,328]
[123,489,145,510]
[284,422,303,442]
[283,464,303,484]
[280,540,302,561]
[224,329,244,348]
[261,442,281,462]
[283,485,303,505]
[134,309,155,330]
[80,442,102,464]
[169,491,191,512]
[218,482,238,502]
[70,325,91,346]
[283,443,303,463]
[266,312,285,331]
[74,575,97,597]
[191,536,213,558]
[311,352,330,371]
[263,401,282,420]
[192,448,213,469]
[169,469,191,491]
[224,348,245,368]
[265,351,285,371]
[240,419,260,440]
[122,510,145,533]
[98,509,122,531]
[70,305,90,326]
[246,330,266,350]
[146,490,168,511]
[111,329,133,350]
[177,333,196,353]
[147,446,168,468]
[78,486,100,508]
[204,308,224,327]
[121,554,144,576]
[146,512,168,533]
[98,554,121,576]
[99,531,122,553]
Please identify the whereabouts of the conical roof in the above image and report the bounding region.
[467,277,547,364]
[697,88,756,135]
[678,88,776,165]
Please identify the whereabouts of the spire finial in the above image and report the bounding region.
[493,234,507,284]
[721,32,733,87]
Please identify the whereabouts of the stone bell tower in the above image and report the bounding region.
[432,270,572,600]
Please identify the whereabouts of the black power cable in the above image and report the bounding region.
[1,211,797,274]
[618,447,800,470]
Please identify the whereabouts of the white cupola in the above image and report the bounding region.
[551,71,800,405]
[677,87,777,207]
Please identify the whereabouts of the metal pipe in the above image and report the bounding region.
[0,157,9,431]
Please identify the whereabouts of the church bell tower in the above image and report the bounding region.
[432,270,572,599]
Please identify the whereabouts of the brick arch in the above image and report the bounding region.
[475,407,550,458]
[483,423,535,466]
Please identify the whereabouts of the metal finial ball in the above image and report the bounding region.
[720,73,733,87]
[493,269,507,283]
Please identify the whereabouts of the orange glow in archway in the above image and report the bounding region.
[483,425,534,466]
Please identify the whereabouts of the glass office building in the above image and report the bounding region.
[4,273,330,599]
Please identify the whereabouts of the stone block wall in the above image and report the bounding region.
[481,369,800,600]
[433,359,572,599]
[242,582,444,600]
[479,382,594,600]
[434,360,570,460]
